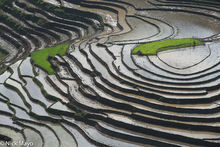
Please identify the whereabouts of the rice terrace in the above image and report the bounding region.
[0,0,220,146]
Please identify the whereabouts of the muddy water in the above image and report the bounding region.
[6,78,50,117]
[62,123,96,147]
[123,44,189,83]
[50,101,73,113]
[12,106,32,120]
[0,126,24,145]
[133,55,189,80]
[49,124,77,147]
[24,128,43,147]
[132,41,220,85]
[87,0,131,35]
[120,0,155,9]
[138,10,220,38]
[122,44,139,69]
[0,71,11,84]
[0,100,13,114]
[70,49,93,72]
[88,44,136,91]
[25,77,53,107]
[21,121,59,147]
[86,0,136,15]
[19,57,34,77]
[37,70,69,103]
[48,75,68,94]
[1,0,220,145]
[109,16,158,43]
[111,15,175,44]
[107,45,123,57]
[107,113,220,140]
[66,117,141,147]
[0,84,29,111]
[158,45,210,69]
[65,79,110,110]
[149,42,220,76]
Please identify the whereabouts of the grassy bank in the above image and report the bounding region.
[31,43,70,74]
[132,38,204,55]
[0,0,14,7]
[0,46,9,63]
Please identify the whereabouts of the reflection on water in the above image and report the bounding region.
[158,45,210,69]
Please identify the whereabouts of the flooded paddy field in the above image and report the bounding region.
[0,0,220,146]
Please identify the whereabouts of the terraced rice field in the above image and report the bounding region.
[0,0,220,146]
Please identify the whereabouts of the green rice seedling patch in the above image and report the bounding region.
[132,38,204,55]
[31,43,70,74]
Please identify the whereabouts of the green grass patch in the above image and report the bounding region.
[31,43,70,74]
[0,0,14,7]
[0,46,9,63]
[132,38,204,55]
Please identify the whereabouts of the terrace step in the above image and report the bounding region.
[0,126,24,147]
[23,128,43,147]
[20,121,60,147]
[1,0,220,146]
